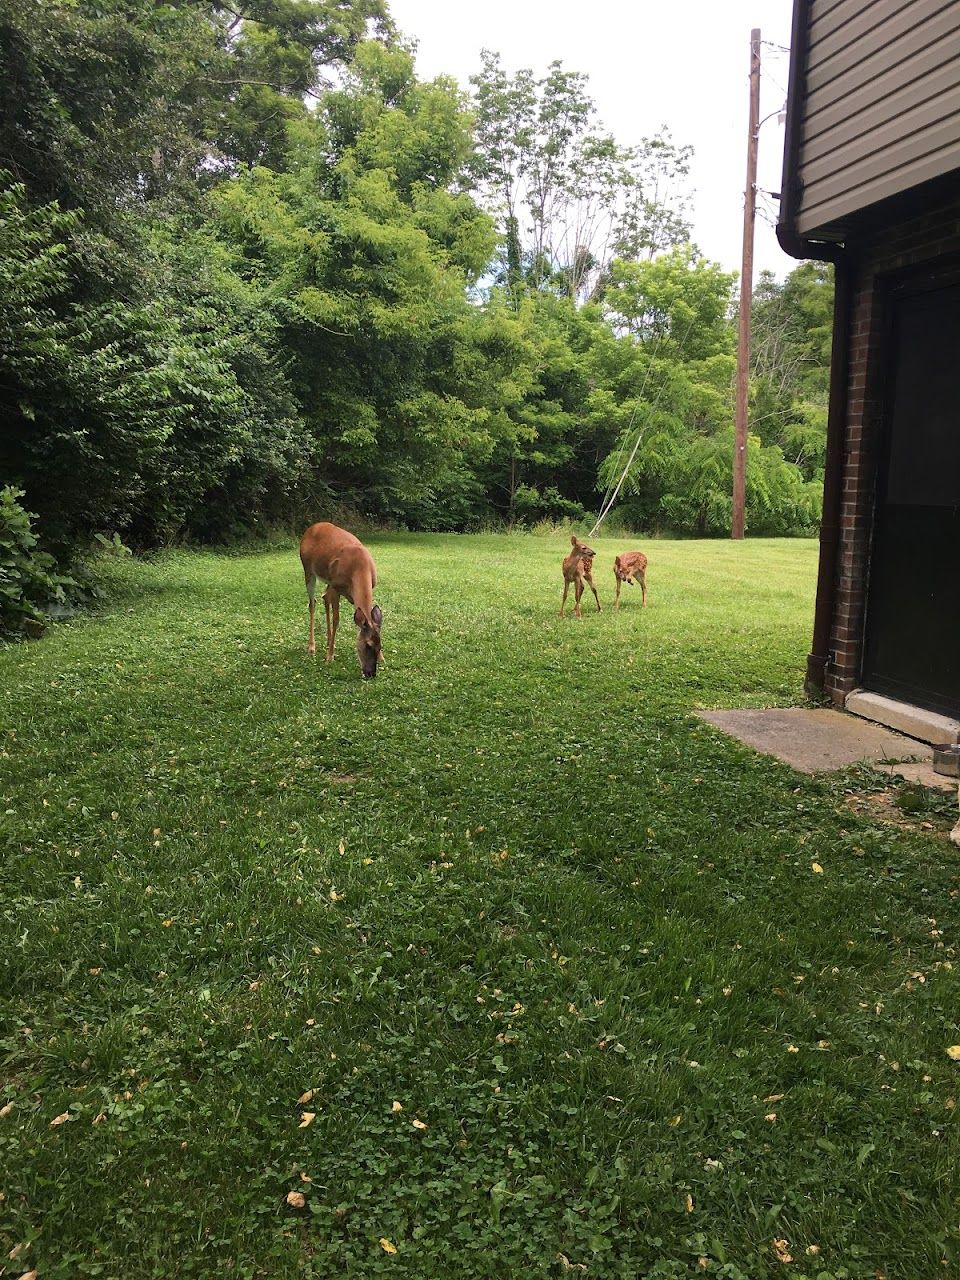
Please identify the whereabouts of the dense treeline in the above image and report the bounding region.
[0,0,831,616]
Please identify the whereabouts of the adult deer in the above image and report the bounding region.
[613,550,648,608]
[560,535,602,618]
[299,522,383,679]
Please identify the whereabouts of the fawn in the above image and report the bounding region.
[613,551,648,608]
[560,536,602,618]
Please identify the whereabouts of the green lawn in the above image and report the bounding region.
[1,535,958,1280]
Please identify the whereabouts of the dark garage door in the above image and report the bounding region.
[861,280,960,718]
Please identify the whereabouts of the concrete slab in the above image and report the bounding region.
[696,707,929,774]
[876,761,958,792]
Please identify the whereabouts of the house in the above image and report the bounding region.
[777,0,960,740]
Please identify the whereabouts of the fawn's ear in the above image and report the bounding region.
[371,604,383,627]
[570,535,578,547]
[353,606,366,627]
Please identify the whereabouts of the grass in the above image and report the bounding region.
[1,534,958,1280]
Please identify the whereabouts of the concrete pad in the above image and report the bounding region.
[697,707,929,774]
[875,761,959,792]
[845,689,960,746]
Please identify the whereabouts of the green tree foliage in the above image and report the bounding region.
[0,1,833,579]
[470,51,692,303]
[592,249,823,536]
[750,262,833,481]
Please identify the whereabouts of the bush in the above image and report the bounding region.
[0,487,74,637]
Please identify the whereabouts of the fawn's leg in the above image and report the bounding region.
[585,570,601,613]
[638,570,647,607]
[560,578,571,617]
[614,573,623,608]
[323,587,340,662]
[574,579,584,619]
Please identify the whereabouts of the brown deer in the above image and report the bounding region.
[560,535,602,618]
[299,522,383,679]
[613,550,648,608]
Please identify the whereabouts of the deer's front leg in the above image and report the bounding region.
[560,578,571,618]
[307,592,317,655]
[323,587,340,663]
[586,572,601,613]
[574,578,584,619]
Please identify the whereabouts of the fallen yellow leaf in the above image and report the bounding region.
[772,1237,793,1263]
[685,1193,694,1213]
[411,1118,428,1130]
[811,862,824,874]
[391,1100,403,1113]
[0,1102,13,1119]
[379,1238,397,1254]
[50,1111,70,1127]
[285,1190,306,1209]
[298,1111,316,1129]
[947,1045,960,1061]
[297,1090,314,1105]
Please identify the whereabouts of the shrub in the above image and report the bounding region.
[0,487,74,637]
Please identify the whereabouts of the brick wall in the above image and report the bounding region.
[822,192,960,705]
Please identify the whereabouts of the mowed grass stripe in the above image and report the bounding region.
[1,536,957,1279]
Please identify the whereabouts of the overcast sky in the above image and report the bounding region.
[387,0,798,281]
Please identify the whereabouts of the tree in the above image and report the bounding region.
[470,51,692,303]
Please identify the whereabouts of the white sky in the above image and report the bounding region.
[387,0,798,281]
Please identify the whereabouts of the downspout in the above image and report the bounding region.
[775,0,848,694]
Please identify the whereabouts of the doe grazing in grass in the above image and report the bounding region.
[560,535,601,618]
[613,550,648,608]
[299,521,383,679]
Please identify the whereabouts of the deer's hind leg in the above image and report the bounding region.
[638,568,647,607]
[585,569,601,613]
[560,577,571,618]
[323,586,340,663]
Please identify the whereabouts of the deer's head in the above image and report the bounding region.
[571,535,596,563]
[354,604,383,679]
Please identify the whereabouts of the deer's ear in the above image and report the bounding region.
[570,535,578,547]
[353,606,365,627]
[371,604,383,627]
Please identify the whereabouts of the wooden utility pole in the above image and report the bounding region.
[732,28,761,540]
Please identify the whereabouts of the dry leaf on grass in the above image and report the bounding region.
[285,1190,306,1209]
[391,1100,403,1112]
[811,862,824,874]
[298,1112,316,1129]
[379,1238,397,1254]
[411,1118,427,1130]
[0,1102,13,1119]
[50,1111,70,1127]
[947,1045,960,1061]
[772,1237,794,1263]
[297,1090,314,1105]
